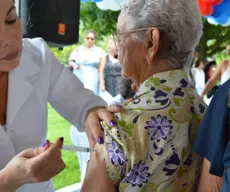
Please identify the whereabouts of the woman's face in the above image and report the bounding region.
[84,32,96,48]
[0,0,22,72]
[107,39,115,53]
[199,61,204,69]
[117,14,146,81]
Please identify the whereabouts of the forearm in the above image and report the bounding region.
[201,80,216,97]
[0,169,21,192]
[100,72,105,86]
[81,144,114,192]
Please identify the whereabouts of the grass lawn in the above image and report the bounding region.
[47,105,81,190]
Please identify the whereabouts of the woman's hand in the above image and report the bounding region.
[69,60,79,70]
[100,83,105,92]
[84,105,123,148]
[73,64,79,70]
[1,138,66,191]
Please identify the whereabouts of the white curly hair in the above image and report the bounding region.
[120,0,203,70]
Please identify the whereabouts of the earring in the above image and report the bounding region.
[146,55,151,65]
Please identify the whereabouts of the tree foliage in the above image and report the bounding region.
[80,2,120,40]
[198,19,230,63]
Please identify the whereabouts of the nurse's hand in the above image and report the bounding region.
[84,105,123,148]
[1,138,65,190]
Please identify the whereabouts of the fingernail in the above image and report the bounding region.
[42,141,47,148]
[60,137,64,143]
[97,137,104,145]
[116,104,122,108]
[110,120,117,127]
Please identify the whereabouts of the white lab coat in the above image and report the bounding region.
[0,38,106,192]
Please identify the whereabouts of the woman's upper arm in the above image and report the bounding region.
[81,143,115,192]
[99,56,106,73]
[68,47,78,61]
[208,62,224,84]
[45,43,106,130]
[198,158,223,192]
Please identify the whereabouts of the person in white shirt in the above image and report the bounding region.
[192,60,205,95]
[0,1,119,191]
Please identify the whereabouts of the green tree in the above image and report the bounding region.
[80,2,120,39]
[198,19,230,63]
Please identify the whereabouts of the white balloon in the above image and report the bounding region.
[96,0,110,10]
[96,0,121,11]
[207,17,219,25]
[109,0,120,11]
[222,18,230,27]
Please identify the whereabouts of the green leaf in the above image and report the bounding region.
[181,148,187,161]
[153,77,161,86]
[162,87,173,93]
[124,124,134,137]
[172,97,184,107]
[117,120,134,137]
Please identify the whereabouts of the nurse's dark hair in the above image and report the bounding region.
[85,30,97,39]
[120,78,136,99]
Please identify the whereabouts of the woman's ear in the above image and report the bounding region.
[146,28,160,63]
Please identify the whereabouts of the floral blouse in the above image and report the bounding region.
[102,70,207,192]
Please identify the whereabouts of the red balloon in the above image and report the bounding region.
[198,0,214,16]
[212,0,223,5]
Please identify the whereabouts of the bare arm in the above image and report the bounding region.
[201,62,225,98]
[198,158,223,192]
[0,169,21,192]
[81,143,114,192]
[68,47,79,69]
[99,56,106,91]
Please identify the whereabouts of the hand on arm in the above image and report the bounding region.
[84,105,123,148]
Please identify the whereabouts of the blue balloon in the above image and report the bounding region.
[215,15,229,24]
[222,0,230,16]
[81,0,89,2]
[211,0,230,17]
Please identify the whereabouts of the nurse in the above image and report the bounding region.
[0,0,118,191]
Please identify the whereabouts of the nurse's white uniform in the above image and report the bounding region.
[0,38,106,192]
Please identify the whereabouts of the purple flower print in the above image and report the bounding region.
[154,87,184,106]
[145,115,172,142]
[133,96,141,104]
[163,152,193,176]
[108,140,128,166]
[125,161,151,188]
[180,78,189,88]
[199,103,206,114]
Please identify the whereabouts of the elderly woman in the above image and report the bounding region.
[82,0,206,192]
